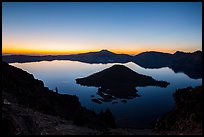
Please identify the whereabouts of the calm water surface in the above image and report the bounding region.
[10,60,202,128]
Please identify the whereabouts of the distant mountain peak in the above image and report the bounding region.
[193,50,202,54]
[99,49,113,54]
[174,51,186,55]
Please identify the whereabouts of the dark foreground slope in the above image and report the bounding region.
[2,61,116,135]
[154,86,202,135]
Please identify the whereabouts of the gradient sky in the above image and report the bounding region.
[2,2,202,55]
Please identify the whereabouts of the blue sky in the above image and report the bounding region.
[2,2,202,55]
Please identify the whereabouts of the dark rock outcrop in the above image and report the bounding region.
[154,86,202,135]
[76,65,169,102]
[2,61,116,135]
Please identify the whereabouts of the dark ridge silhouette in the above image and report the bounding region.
[76,65,169,103]
[2,55,57,63]
[60,49,132,63]
[154,86,202,135]
[2,50,202,79]
[2,61,116,134]
[169,50,202,79]
[132,50,202,79]
[133,51,172,68]
[2,50,132,64]
[173,51,188,56]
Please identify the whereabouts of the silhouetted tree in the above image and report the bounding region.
[55,87,58,93]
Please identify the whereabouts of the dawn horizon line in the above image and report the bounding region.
[2,49,202,56]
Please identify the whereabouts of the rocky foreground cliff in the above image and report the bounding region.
[154,86,202,135]
[2,61,116,135]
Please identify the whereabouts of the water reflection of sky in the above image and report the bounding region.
[10,60,202,128]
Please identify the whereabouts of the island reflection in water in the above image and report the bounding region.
[10,60,202,128]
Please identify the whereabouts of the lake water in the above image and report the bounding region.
[10,60,202,128]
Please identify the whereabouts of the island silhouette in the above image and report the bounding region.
[76,65,169,103]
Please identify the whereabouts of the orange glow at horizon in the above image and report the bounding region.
[2,47,186,55]
[2,48,96,55]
